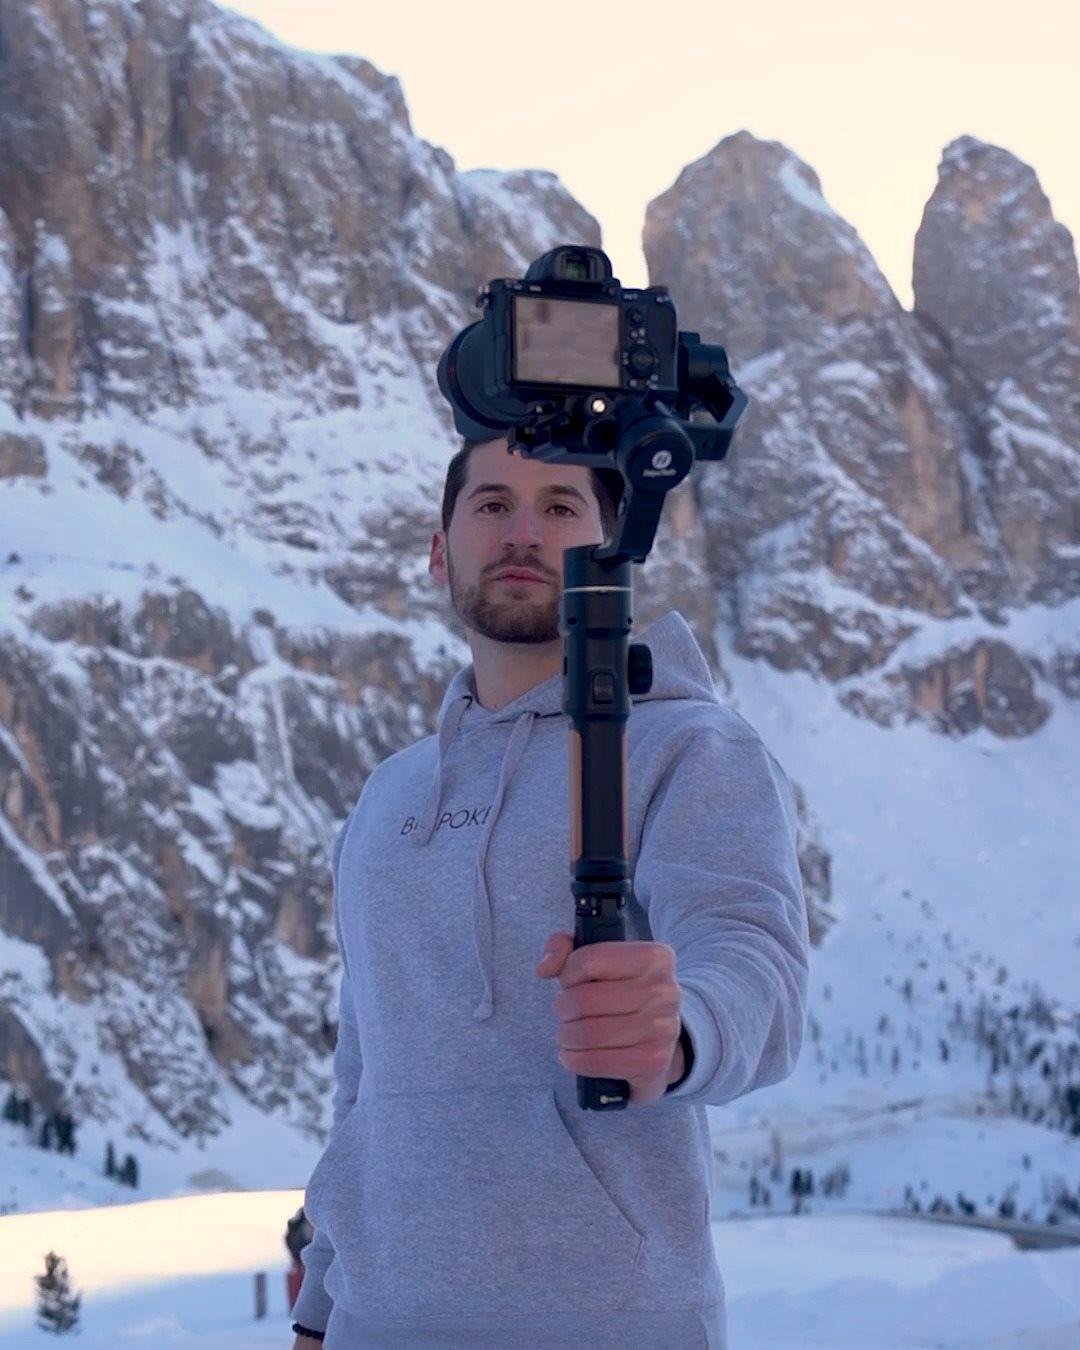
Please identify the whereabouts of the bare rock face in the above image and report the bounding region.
[839,636,1052,739]
[643,130,1077,738]
[0,433,46,479]
[913,135,1080,606]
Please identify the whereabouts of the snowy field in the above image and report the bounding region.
[0,1191,1078,1347]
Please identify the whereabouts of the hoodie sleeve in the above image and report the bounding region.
[289,810,364,1334]
[633,725,810,1107]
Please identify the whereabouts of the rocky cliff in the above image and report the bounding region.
[1,0,1075,1153]
[644,130,1079,738]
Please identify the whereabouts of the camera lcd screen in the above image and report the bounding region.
[512,295,620,387]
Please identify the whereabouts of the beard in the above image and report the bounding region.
[447,554,561,644]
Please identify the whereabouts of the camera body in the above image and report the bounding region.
[438,246,745,471]
[439,246,679,461]
[481,247,677,399]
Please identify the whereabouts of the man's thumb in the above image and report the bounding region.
[536,932,572,976]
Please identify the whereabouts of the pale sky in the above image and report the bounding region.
[223,0,1078,311]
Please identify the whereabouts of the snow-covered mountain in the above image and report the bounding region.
[0,0,1077,1237]
[645,131,1080,717]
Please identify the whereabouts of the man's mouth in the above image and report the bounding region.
[494,569,548,584]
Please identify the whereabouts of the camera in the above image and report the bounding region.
[437,245,745,467]
[437,245,747,561]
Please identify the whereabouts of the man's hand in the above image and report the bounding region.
[292,1336,323,1348]
[536,933,684,1106]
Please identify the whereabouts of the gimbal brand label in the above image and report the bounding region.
[643,447,678,478]
[400,805,493,836]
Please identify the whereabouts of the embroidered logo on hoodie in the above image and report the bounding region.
[400,804,494,836]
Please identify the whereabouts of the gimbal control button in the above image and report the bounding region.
[591,671,615,704]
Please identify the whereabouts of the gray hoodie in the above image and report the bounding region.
[292,609,809,1348]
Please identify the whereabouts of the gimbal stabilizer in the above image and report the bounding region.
[437,246,748,1109]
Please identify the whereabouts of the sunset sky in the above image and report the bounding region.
[224,0,1078,311]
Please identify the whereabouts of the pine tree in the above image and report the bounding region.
[39,1118,53,1151]
[34,1251,81,1334]
[51,1113,70,1155]
[104,1141,116,1178]
[3,1089,16,1122]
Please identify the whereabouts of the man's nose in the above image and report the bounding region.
[500,507,545,545]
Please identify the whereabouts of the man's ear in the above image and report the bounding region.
[429,530,447,585]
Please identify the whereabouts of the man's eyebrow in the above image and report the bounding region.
[465,482,589,504]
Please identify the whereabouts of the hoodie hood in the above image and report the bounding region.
[407,609,721,1021]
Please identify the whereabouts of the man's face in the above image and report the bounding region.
[429,439,606,645]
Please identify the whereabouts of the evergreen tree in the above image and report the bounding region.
[60,1113,76,1156]
[39,1118,53,1151]
[34,1251,81,1334]
[3,1090,16,1122]
[105,1141,116,1178]
[20,1097,31,1126]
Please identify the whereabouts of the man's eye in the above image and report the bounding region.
[477,502,576,516]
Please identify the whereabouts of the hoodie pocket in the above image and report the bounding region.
[306,1084,645,1318]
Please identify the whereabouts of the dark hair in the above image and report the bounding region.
[440,436,623,541]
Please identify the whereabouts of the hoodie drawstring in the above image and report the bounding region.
[408,697,538,1022]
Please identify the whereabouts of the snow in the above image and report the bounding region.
[987,409,1077,466]
[817,359,882,390]
[778,159,836,220]
[993,378,1053,427]
[34,233,72,273]
[211,762,284,833]
[0,814,75,921]
[0,1191,1077,1347]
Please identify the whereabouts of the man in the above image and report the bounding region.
[291,434,809,1348]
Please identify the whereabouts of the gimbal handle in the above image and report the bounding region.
[561,545,653,1110]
